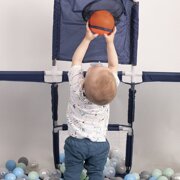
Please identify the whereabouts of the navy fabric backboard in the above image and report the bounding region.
[52,0,139,65]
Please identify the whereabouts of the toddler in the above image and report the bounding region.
[64,23,120,180]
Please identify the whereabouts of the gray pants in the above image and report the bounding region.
[64,136,110,180]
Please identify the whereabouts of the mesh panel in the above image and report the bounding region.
[82,0,125,25]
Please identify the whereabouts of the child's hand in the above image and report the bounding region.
[104,27,117,44]
[85,22,98,41]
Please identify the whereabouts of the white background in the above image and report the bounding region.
[0,0,180,173]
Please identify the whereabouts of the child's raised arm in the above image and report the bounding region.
[72,23,98,66]
[104,27,118,73]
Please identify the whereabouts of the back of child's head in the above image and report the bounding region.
[84,66,117,105]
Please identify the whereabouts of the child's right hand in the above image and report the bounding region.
[85,22,98,41]
[104,27,117,44]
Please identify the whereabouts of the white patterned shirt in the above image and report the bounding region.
[66,65,119,142]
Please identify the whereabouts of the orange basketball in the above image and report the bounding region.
[88,10,115,35]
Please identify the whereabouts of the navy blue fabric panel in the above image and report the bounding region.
[130,2,139,65]
[143,72,180,82]
[0,71,44,82]
[52,0,139,65]
[73,0,94,12]
[52,0,61,60]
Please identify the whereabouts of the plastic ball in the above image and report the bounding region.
[59,163,65,174]
[80,169,87,180]
[109,149,121,159]
[18,157,29,166]
[43,177,51,180]
[140,171,151,179]
[109,158,118,168]
[84,176,89,180]
[131,172,140,180]
[105,157,111,168]
[27,162,39,172]
[50,169,62,178]
[16,163,26,171]
[13,167,24,178]
[149,176,157,180]
[157,175,168,180]
[162,168,174,178]
[5,173,16,180]
[171,173,180,180]
[152,169,162,178]
[103,166,116,178]
[115,160,126,174]
[5,160,16,171]
[124,174,136,180]
[39,168,50,179]
[47,177,60,180]
[28,171,39,180]
[16,174,29,180]
[0,167,8,178]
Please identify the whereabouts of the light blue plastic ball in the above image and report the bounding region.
[13,167,24,178]
[5,173,16,180]
[6,160,16,171]
[149,176,158,180]
[124,174,136,180]
[131,172,140,180]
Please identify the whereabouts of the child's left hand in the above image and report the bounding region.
[85,22,98,41]
[104,27,117,44]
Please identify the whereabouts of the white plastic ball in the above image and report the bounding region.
[103,166,116,178]
[171,173,180,180]
[152,169,162,178]
[162,168,174,178]
[39,169,51,179]
[115,160,126,174]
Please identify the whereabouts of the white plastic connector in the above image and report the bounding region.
[45,65,63,83]
[127,128,133,136]
[119,125,133,132]
[122,66,142,83]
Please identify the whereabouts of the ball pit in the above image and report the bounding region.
[1,152,180,180]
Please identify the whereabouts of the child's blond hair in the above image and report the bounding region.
[84,67,117,105]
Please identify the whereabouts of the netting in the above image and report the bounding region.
[82,0,125,25]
